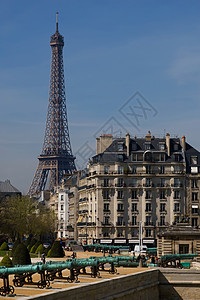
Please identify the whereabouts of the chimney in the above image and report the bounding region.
[182,136,186,151]
[96,134,113,155]
[126,133,130,157]
[166,133,170,156]
[145,131,151,141]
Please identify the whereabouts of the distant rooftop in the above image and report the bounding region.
[0,180,20,193]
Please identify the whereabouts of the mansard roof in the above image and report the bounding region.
[91,135,200,173]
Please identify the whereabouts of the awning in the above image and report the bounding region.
[114,239,126,244]
[128,239,139,244]
[143,240,154,243]
[100,239,112,244]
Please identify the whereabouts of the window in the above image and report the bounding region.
[145,143,151,150]
[132,229,138,237]
[132,178,137,187]
[118,154,124,162]
[160,153,165,162]
[61,195,64,201]
[117,230,123,237]
[137,154,143,161]
[159,144,165,150]
[104,216,110,225]
[146,203,152,212]
[117,203,124,211]
[192,218,198,227]
[60,214,63,220]
[132,215,137,225]
[146,178,151,187]
[118,143,123,151]
[104,178,109,187]
[160,178,165,187]
[160,191,166,200]
[60,223,63,229]
[132,203,137,212]
[160,203,166,212]
[174,165,181,173]
[179,244,189,254]
[117,178,124,187]
[160,216,165,226]
[103,190,109,199]
[191,167,198,174]
[174,178,180,187]
[104,166,109,174]
[118,166,124,174]
[160,166,165,174]
[61,204,64,211]
[61,232,63,238]
[191,156,198,165]
[192,192,198,201]
[192,179,198,188]
[132,190,138,199]
[174,203,180,212]
[132,166,137,174]
[103,231,109,237]
[145,191,151,199]
[174,191,180,199]
[146,165,152,174]
[145,229,152,237]
[117,216,124,225]
[117,190,123,199]
[174,154,180,162]
[145,216,152,225]
[154,153,159,161]
[192,206,198,214]
[104,203,109,211]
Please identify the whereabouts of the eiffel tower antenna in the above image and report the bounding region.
[28,13,76,197]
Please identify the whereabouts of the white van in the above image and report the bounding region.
[134,245,147,257]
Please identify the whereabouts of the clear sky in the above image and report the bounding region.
[1,0,200,193]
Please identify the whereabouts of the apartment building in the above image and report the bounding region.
[74,132,200,246]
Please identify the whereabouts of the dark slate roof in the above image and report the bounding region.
[92,136,200,173]
[0,180,20,193]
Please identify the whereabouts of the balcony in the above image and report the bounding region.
[129,222,139,226]
[171,184,183,188]
[102,222,112,226]
[115,183,126,188]
[116,222,126,226]
[144,222,154,226]
[103,209,111,213]
[117,209,124,212]
[131,209,139,213]
[143,183,154,188]
[158,222,169,227]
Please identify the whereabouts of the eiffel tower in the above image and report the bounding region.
[28,13,76,197]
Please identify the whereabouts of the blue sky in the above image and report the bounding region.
[1,0,200,193]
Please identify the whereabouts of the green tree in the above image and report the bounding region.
[35,244,45,255]
[0,196,56,241]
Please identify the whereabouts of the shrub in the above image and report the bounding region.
[12,243,31,266]
[30,241,42,254]
[35,244,45,255]
[47,241,65,258]
[27,238,37,252]
[11,239,20,256]
[0,242,9,251]
[0,255,13,267]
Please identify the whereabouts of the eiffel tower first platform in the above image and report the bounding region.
[28,14,76,197]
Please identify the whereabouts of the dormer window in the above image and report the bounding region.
[132,143,137,151]
[118,143,123,151]
[159,143,165,150]
[145,143,151,150]
[174,143,179,151]
[191,156,198,165]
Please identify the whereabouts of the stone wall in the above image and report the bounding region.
[30,269,159,300]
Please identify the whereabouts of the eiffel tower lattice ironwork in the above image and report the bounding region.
[28,14,76,197]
